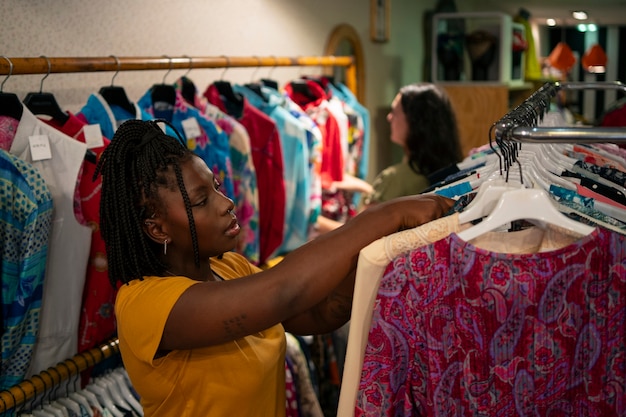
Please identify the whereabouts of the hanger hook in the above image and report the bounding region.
[488,123,503,175]
[46,367,63,400]
[220,55,230,80]
[267,55,278,79]
[65,357,81,391]
[109,55,121,86]
[1,388,19,417]
[56,362,73,393]
[13,384,28,415]
[182,55,193,77]
[249,55,262,82]
[1,55,13,93]
[162,55,173,84]
[297,55,306,77]
[0,391,13,417]
[39,370,56,404]
[39,55,51,93]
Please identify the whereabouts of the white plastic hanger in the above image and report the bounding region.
[458,178,526,224]
[73,389,103,416]
[41,403,64,417]
[32,409,56,417]
[68,391,95,417]
[48,402,69,417]
[56,396,83,417]
[85,383,124,417]
[456,187,595,242]
[96,376,129,411]
[515,149,577,191]
[111,369,143,416]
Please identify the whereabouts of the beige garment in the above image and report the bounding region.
[337,213,465,417]
[337,214,587,417]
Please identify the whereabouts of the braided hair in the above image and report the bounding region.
[399,83,463,176]
[94,119,201,286]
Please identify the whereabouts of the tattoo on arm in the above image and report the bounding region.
[223,314,247,338]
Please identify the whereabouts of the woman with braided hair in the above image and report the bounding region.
[95,119,453,417]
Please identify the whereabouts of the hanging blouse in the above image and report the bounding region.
[204,83,286,264]
[265,88,323,233]
[234,84,312,255]
[137,88,235,200]
[355,227,625,416]
[174,76,260,264]
[0,149,53,389]
[42,113,116,354]
[9,107,92,378]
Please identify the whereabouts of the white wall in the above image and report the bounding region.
[0,0,440,179]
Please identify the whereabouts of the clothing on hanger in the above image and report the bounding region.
[0,90,24,120]
[173,75,261,264]
[0,150,53,390]
[234,83,311,255]
[204,82,285,264]
[99,85,135,116]
[23,91,69,125]
[354,225,624,416]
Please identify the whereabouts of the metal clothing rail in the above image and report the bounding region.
[0,338,120,413]
[493,81,626,144]
[0,54,358,98]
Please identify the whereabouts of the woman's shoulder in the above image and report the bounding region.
[211,251,263,279]
[366,162,429,204]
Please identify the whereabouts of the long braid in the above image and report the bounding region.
[94,119,196,286]
[172,162,201,266]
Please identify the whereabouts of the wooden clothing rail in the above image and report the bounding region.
[0,338,120,413]
[0,53,357,414]
[0,54,358,98]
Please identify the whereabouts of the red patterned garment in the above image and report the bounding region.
[356,227,626,416]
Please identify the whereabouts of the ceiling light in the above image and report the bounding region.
[587,24,598,32]
[577,23,588,32]
[572,10,588,20]
[546,18,556,26]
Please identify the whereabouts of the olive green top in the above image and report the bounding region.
[363,162,430,206]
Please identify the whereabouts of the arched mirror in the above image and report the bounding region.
[324,23,366,103]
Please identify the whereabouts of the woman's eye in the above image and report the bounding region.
[193,198,207,207]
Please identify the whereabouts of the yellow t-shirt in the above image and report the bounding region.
[115,252,286,417]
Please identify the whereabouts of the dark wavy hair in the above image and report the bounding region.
[399,83,463,176]
[94,119,200,286]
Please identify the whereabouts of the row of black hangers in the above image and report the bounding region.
[1,54,344,165]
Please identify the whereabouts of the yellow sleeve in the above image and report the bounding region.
[115,277,199,364]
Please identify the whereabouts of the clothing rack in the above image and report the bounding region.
[0,338,120,413]
[0,53,358,415]
[0,54,358,98]
[494,81,626,144]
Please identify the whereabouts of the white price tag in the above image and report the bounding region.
[182,117,202,139]
[82,124,104,149]
[28,135,52,161]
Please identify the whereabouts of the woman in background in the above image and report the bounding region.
[363,82,462,206]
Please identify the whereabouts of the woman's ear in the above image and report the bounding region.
[143,217,169,244]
